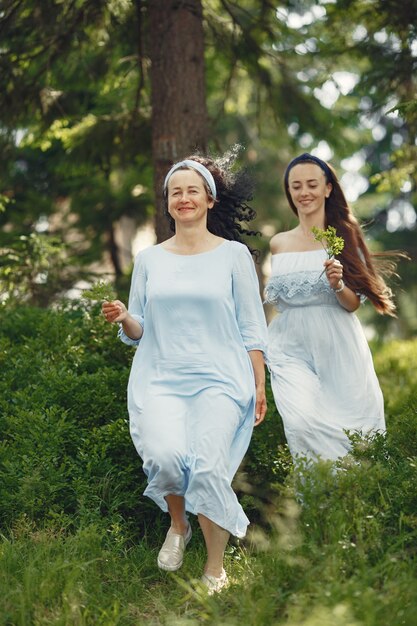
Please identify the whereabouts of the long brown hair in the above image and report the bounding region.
[284,154,403,316]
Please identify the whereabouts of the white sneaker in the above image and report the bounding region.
[200,568,228,595]
[157,524,192,571]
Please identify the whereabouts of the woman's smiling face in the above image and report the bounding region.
[287,162,332,217]
[167,169,214,224]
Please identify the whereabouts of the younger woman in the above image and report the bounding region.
[266,152,399,462]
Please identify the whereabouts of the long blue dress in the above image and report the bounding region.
[265,249,385,462]
[119,240,267,538]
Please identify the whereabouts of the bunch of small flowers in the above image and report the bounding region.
[311,225,345,258]
[312,226,344,279]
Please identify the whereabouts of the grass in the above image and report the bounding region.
[0,520,252,625]
[2,431,416,626]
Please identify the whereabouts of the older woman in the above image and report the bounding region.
[103,150,267,593]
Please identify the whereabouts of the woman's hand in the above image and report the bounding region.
[324,258,361,312]
[102,300,128,323]
[324,258,344,291]
[248,350,267,426]
[254,384,267,426]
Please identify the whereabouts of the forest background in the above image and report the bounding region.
[0,1,416,625]
[1,0,416,334]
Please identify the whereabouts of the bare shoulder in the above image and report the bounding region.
[269,230,297,255]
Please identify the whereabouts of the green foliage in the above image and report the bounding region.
[0,304,416,624]
[311,225,345,258]
[0,194,12,213]
[0,304,149,533]
[0,523,173,625]
[0,0,152,281]
[235,414,417,626]
[0,0,415,322]
[370,144,417,194]
[373,338,417,417]
[0,233,70,306]
[82,280,117,303]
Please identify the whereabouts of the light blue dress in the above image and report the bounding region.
[265,249,385,462]
[119,240,267,537]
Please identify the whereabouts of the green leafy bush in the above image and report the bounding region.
[373,338,417,417]
[0,304,150,532]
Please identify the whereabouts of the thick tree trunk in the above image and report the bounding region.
[149,0,208,242]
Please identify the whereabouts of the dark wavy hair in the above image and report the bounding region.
[284,154,405,316]
[163,146,261,258]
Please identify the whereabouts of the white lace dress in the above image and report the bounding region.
[265,249,385,461]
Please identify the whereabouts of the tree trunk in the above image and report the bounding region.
[108,224,123,277]
[149,0,208,242]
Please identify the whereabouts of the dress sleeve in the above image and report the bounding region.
[118,252,147,347]
[232,243,268,355]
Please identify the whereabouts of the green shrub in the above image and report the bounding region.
[373,338,417,417]
[0,304,148,532]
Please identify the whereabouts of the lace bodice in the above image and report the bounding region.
[265,250,338,310]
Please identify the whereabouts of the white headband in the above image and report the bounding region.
[163,159,217,199]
